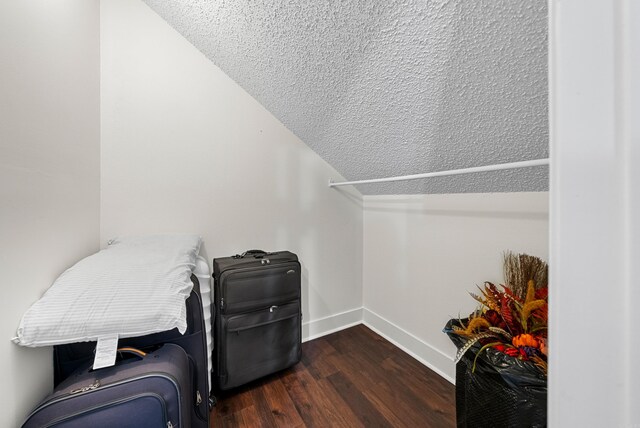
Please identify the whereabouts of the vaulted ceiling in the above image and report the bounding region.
[143,0,548,195]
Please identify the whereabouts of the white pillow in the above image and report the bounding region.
[14,235,202,347]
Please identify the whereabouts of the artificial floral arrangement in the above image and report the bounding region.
[449,252,548,376]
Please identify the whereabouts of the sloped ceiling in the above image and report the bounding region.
[143,0,548,195]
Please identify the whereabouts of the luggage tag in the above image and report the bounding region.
[93,335,119,369]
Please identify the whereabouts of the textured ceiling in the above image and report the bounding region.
[143,0,548,195]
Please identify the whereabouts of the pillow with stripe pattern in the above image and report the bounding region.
[14,235,201,347]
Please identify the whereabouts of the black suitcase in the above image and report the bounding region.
[213,250,302,390]
[52,275,210,427]
[23,344,191,428]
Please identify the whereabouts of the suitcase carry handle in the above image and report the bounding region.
[88,347,147,371]
[117,347,147,359]
[236,249,269,258]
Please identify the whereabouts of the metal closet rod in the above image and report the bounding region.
[328,158,550,188]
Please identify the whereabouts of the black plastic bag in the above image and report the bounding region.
[444,319,547,428]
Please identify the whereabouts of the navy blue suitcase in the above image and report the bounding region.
[52,275,210,427]
[23,344,191,428]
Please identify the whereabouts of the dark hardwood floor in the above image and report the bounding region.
[211,324,456,427]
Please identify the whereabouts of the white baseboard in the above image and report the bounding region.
[362,308,455,384]
[302,307,363,342]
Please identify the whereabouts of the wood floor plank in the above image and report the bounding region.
[324,348,404,419]
[262,378,306,427]
[219,413,237,427]
[210,325,456,427]
[373,359,454,427]
[328,347,441,427]
[280,365,334,428]
[301,337,340,380]
[327,370,394,428]
[248,383,279,428]
[315,377,365,428]
[383,355,456,418]
[237,405,262,427]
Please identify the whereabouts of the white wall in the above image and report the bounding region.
[100,0,363,339]
[0,1,100,425]
[549,0,639,426]
[362,192,549,381]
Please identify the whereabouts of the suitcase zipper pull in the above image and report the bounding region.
[70,380,100,394]
[196,390,202,405]
[270,305,278,313]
